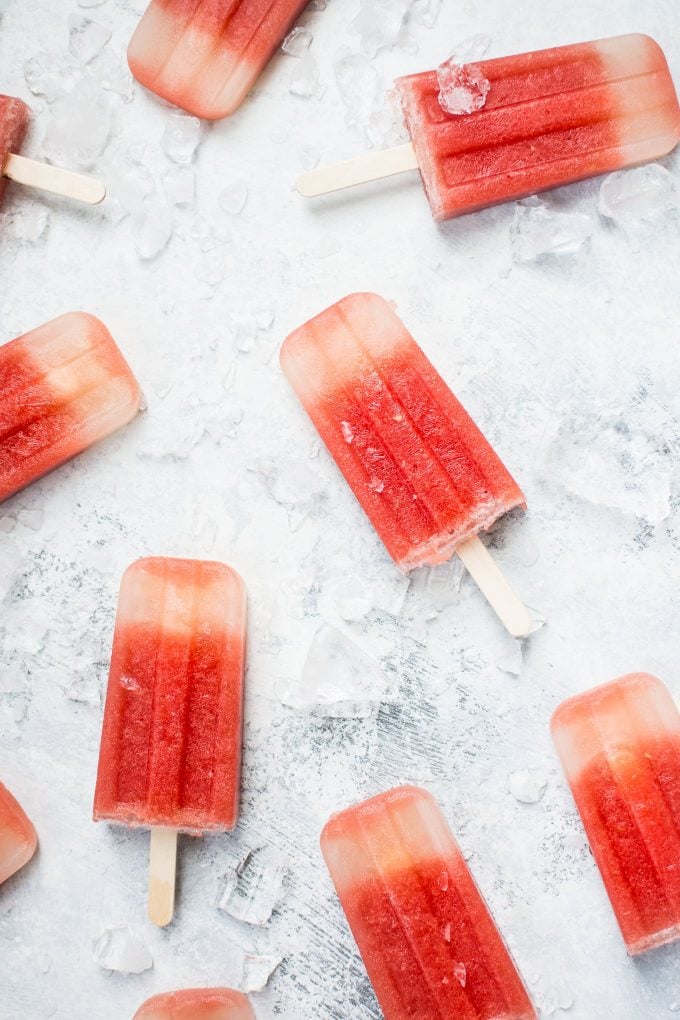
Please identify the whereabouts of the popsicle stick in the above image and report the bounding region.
[148,827,178,927]
[3,153,106,205]
[297,142,418,198]
[456,535,532,639]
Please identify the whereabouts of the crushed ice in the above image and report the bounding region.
[92,925,152,974]
[598,164,677,226]
[240,953,281,993]
[510,198,594,262]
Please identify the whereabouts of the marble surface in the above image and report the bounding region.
[1,0,680,1017]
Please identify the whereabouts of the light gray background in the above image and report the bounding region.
[1,0,679,1017]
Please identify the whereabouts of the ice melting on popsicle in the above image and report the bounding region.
[552,673,680,955]
[94,557,247,926]
[297,34,680,221]
[0,313,141,503]
[128,0,312,120]
[321,786,537,1020]
[134,987,255,1020]
[0,780,37,884]
[280,293,531,636]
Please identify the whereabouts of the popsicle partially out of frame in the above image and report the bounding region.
[134,987,255,1019]
[0,781,37,885]
[1,95,105,206]
[281,293,531,637]
[297,34,680,221]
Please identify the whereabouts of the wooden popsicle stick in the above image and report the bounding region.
[148,827,178,927]
[296,142,419,198]
[456,534,533,639]
[3,153,106,205]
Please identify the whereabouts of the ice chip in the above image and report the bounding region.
[335,53,382,139]
[1,201,49,243]
[496,639,523,677]
[132,197,174,260]
[162,111,202,164]
[24,51,79,102]
[68,14,111,64]
[43,78,111,167]
[598,164,677,225]
[90,48,135,101]
[453,962,467,987]
[410,0,442,28]
[92,925,152,974]
[216,846,287,926]
[219,180,249,215]
[510,198,594,262]
[508,768,548,804]
[290,52,324,99]
[240,953,281,993]
[349,0,411,57]
[534,975,575,1015]
[437,59,490,116]
[449,34,492,64]
[282,26,312,57]
[163,166,195,207]
[366,88,408,149]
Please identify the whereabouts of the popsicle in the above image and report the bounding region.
[94,557,247,926]
[297,34,680,220]
[0,781,37,884]
[280,292,530,637]
[0,313,141,504]
[1,94,105,206]
[128,0,311,120]
[321,786,536,1020]
[552,673,680,955]
[134,988,255,1020]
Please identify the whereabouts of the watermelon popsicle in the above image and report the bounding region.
[94,557,247,926]
[128,0,311,120]
[0,313,141,504]
[1,94,105,206]
[552,673,680,955]
[321,787,537,1020]
[280,293,531,637]
[0,781,37,885]
[297,34,680,220]
[134,988,255,1019]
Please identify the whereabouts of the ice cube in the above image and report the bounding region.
[219,180,249,215]
[496,639,523,677]
[43,78,111,168]
[290,53,324,99]
[163,166,195,207]
[533,975,575,1015]
[282,26,312,57]
[24,52,79,102]
[162,112,202,164]
[89,48,134,101]
[510,198,594,262]
[278,624,390,718]
[216,847,287,926]
[1,202,49,243]
[240,954,281,993]
[508,769,547,804]
[132,198,174,260]
[104,157,154,222]
[334,53,382,139]
[92,925,152,974]
[350,0,411,56]
[598,164,677,225]
[366,88,408,149]
[410,0,442,28]
[437,59,490,116]
[68,14,111,64]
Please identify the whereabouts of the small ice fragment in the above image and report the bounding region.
[308,0,326,8]
[163,166,195,207]
[240,953,281,993]
[132,198,174,260]
[409,559,465,615]
[438,871,449,891]
[442,922,451,942]
[497,639,523,677]
[510,198,594,262]
[350,0,411,57]
[229,311,259,352]
[24,52,79,102]
[290,52,323,99]
[162,112,202,164]
[366,88,408,149]
[43,78,111,167]
[453,962,467,988]
[534,975,575,1015]
[410,0,442,28]
[282,26,312,57]
[340,421,353,444]
[299,144,321,170]
[18,508,44,531]
[216,847,287,926]
[90,48,134,101]
[335,53,382,138]
[68,14,111,64]
[67,674,102,707]
[1,202,49,243]
[93,925,152,974]
[0,545,24,601]
[219,180,249,215]
[526,607,546,634]
[278,624,390,718]
[508,768,547,804]
[437,59,490,116]
[598,164,677,225]
[449,34,492,64]
[669,1002,680,1013]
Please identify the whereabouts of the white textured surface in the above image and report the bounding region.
[1,1,680,1018]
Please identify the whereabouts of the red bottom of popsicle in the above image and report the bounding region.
[0,781,37,885]
[134,987,254,1020]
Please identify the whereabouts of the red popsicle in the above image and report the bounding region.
[0,780,37,884]
[321,786,536,1020]
[134,988,255,1020]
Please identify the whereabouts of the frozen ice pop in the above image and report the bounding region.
[321,786,537,1020]
[281,292,530,636]
[0,313,141,504]
[134,988,255,1020]
[94,557,247,926]
[0,94,105,205]
[552,673,680,955]
[298,34,680,220]
[0,780,37,885]
[128,0,311,120]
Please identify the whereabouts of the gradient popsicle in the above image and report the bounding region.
[0,313,141,504]
[94,557,247,925]
[0,781,37,885]
[552,673,680,955]
[321,786,537,1020]
[281,293,530,635]
[0,94,30,208]
[134,988,255,1020]
[128,0,311,120]
[298,35,680,220]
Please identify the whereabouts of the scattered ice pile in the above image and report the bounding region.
[598,164,677,226]
[217,846,288,926]
[510,198,594,263]
[508,768,548,804]
[92,925,152,974]
[240,953,281,993]
[277,624,391,717]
